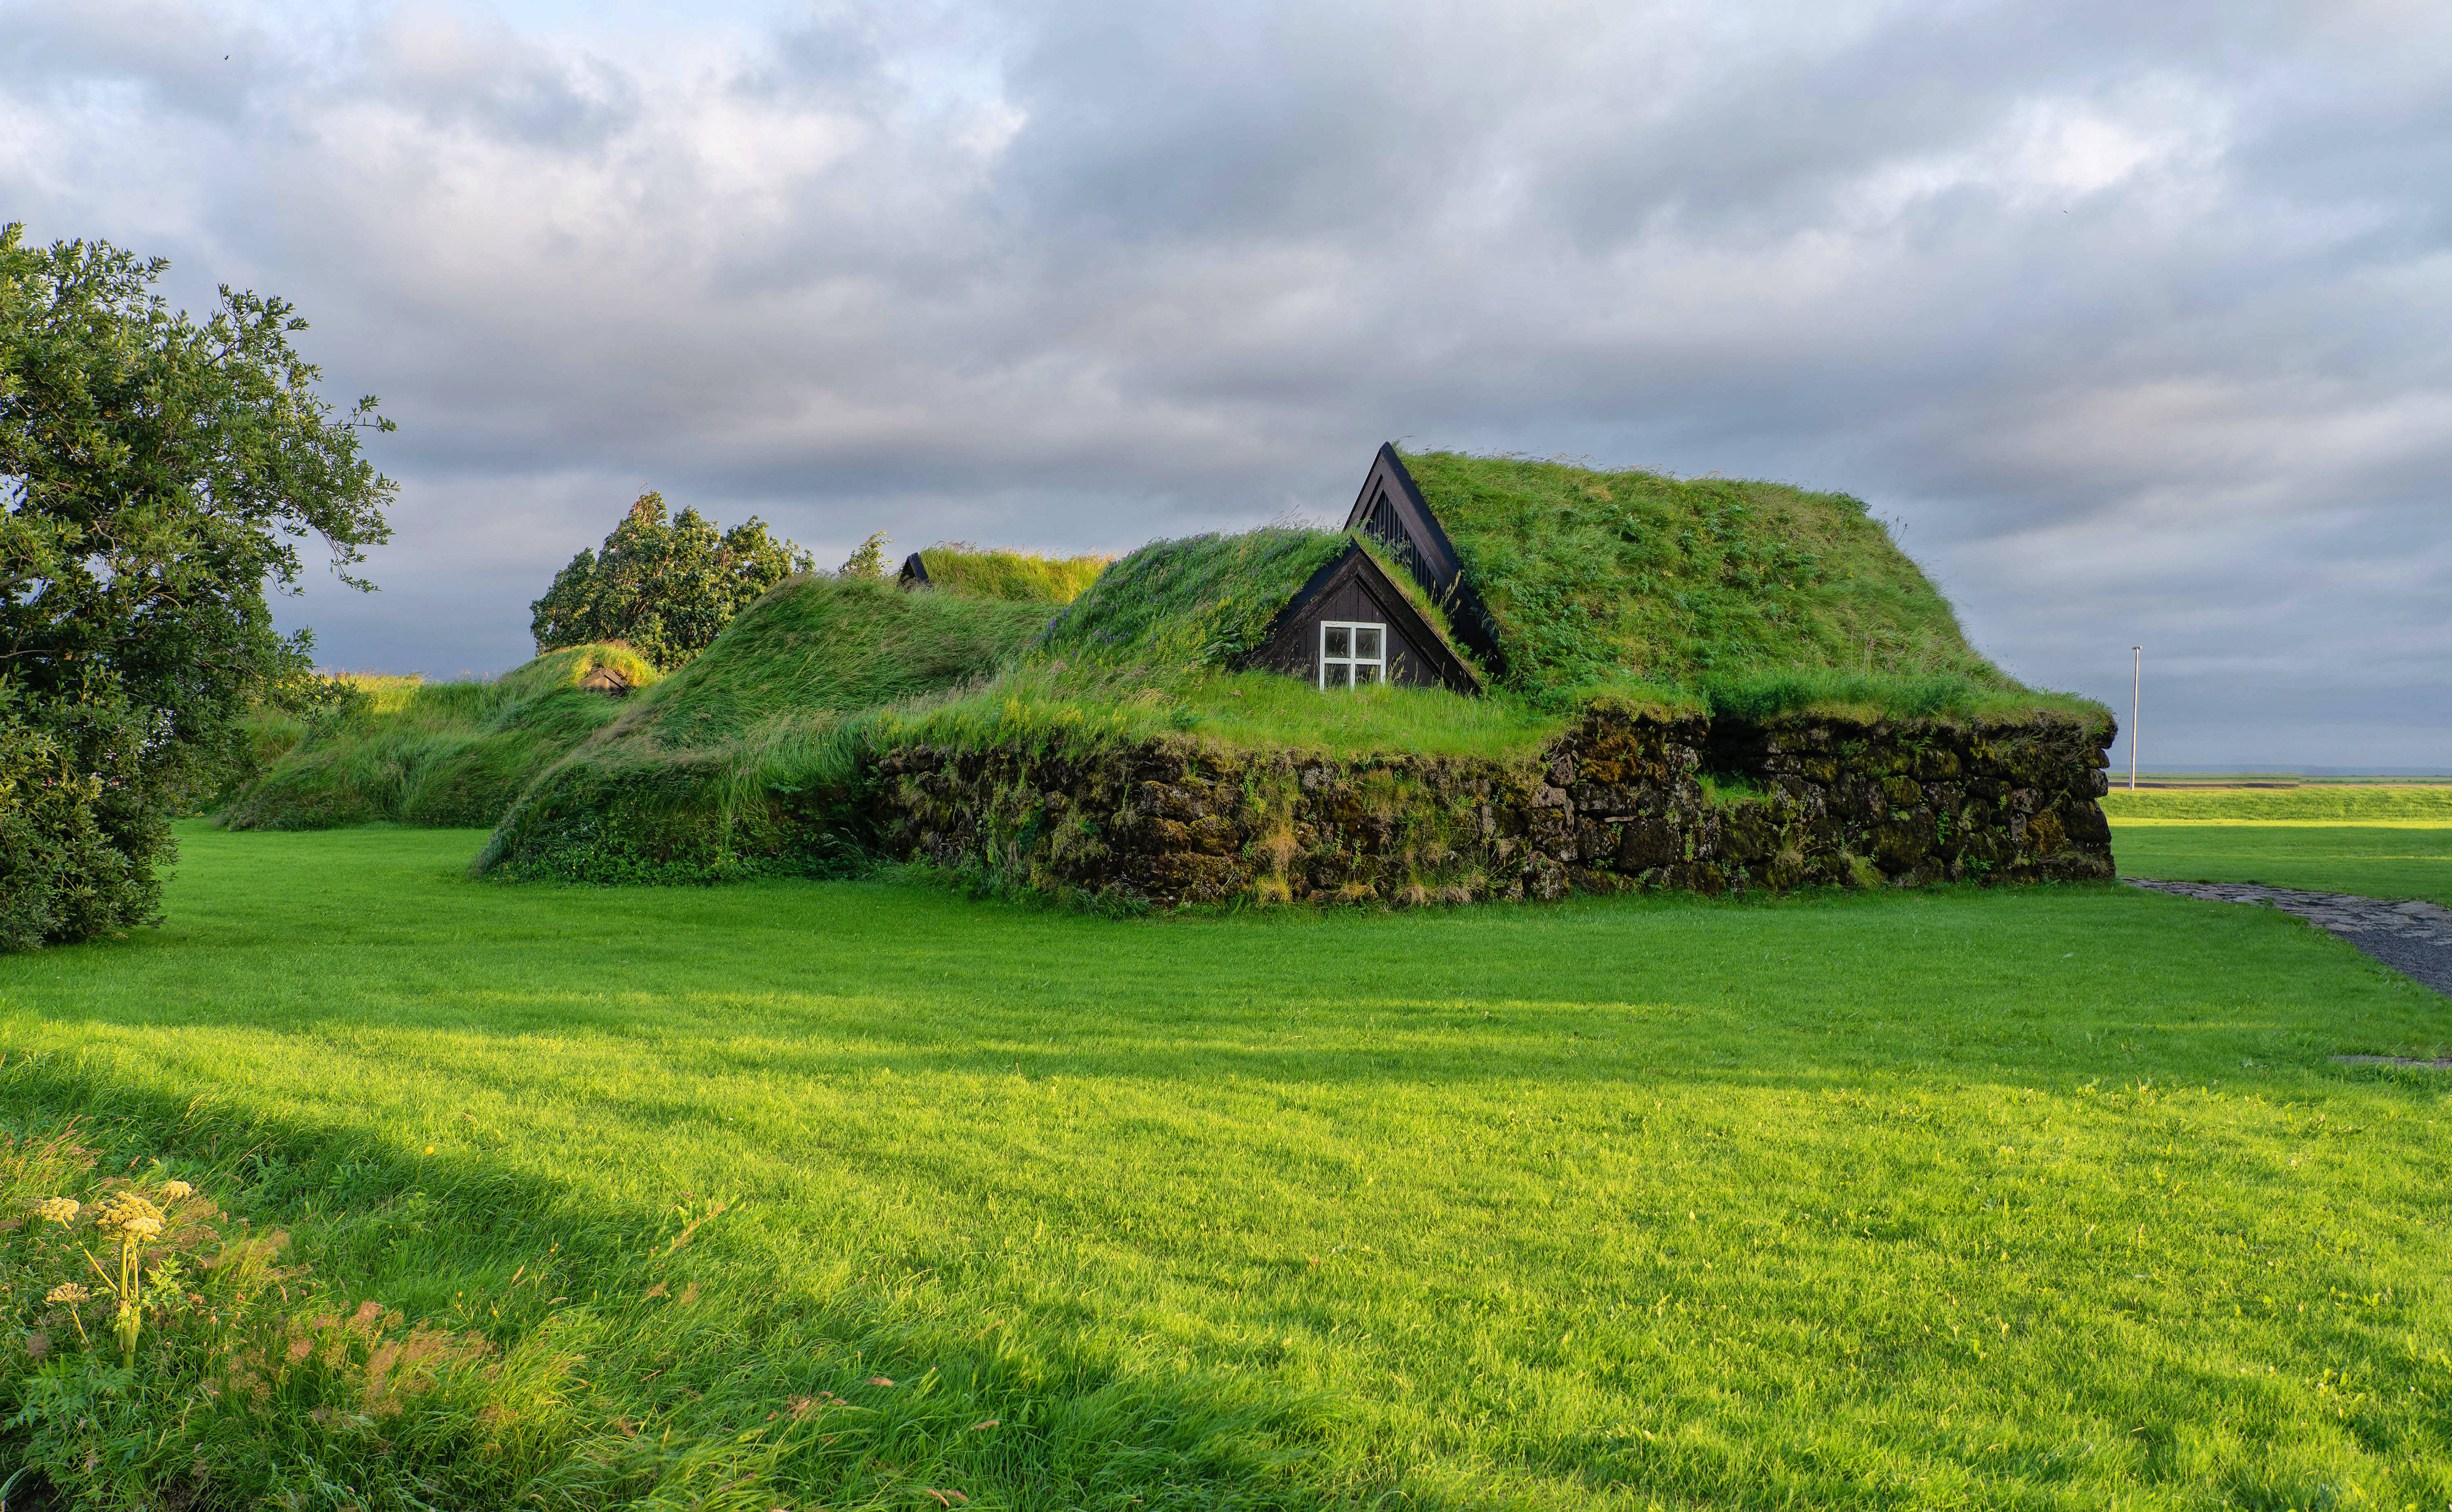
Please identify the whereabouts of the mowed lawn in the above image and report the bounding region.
[5,823,2452,1508]
[2107,784,2452,907]
[2114,822,2452,908]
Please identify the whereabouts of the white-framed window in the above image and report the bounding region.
[1319,621,1386,689]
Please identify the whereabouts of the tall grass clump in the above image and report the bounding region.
[623,574,1055,748]
[914,544,1111,603]
[220,644,662,831]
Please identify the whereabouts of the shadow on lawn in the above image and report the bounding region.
[0,1054,1358,1511]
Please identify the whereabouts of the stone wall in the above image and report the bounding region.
[869,704,2113,909]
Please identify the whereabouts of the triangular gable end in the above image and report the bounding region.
[1239,541,1482,695]
[897,552,933,589]
[1342,444,1508,676]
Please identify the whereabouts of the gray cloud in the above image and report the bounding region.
[2,0,2446,765]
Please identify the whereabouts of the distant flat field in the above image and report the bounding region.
[2111,817,2452,908]
[2129,773,2452,787]
[2102,784,2452,823]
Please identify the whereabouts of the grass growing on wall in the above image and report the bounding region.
[220,644,663,831]
[1403,450,2010,695]
[6,824,2452,1508]
[1694,667,2113,729]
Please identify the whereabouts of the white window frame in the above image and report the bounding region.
[1319,620,1387,690]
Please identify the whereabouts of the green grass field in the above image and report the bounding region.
[2103,786,2452,824]
[2114,823,2452,909]
[2107,786,2452,908]
[5,823,2452,1507]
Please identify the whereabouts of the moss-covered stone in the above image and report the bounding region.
[870,705,2114,907]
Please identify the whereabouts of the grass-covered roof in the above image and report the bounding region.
[1398,450,2007,694]
[1032,527,1478,676]
[1033,527,1347,669]
[222,642,665,831]
[913,545,1109,604]
[618,573,1056,747]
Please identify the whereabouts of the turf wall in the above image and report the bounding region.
[871,705,2115,907]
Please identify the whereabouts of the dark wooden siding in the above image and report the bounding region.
[1340,443,1508,676]
[1242,545,1481,693]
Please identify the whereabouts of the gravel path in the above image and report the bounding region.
[2124,878,2452,998]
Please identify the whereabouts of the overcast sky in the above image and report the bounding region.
[6,0,2447,767]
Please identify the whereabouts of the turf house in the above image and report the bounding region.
[230,446,2118,906]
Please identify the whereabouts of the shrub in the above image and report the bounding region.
[0,692,151,953]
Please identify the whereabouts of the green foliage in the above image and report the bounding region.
[914,544,1110,604]
[0,1129,545,1506]
[530,493,813,672]
[0,224,393,950]
[0,690,146,953]
[1033,527,1352,671]
[837,531,891,581]
[1401,450,2006,694]
[11,825,2452,1507]
[221,645,662,831]
[207,668,369,810]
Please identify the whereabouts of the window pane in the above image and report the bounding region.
[1325,626,1351,658]
[1323,662,1352,689]
[1354,664,1380,686]
[1356,626,1382,660]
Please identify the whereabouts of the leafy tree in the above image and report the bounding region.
[529,493,814,671]
[0,225,393,950]
[839,531,891,580]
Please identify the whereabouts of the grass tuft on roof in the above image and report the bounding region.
[915,544,1110,604]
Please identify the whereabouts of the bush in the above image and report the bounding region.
[0,695,154,953]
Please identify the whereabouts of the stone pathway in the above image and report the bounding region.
[2123,878,2452,998]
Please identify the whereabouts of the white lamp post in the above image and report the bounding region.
[2130,646,2142,792]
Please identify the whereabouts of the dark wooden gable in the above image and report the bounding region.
[897,552,932,589]
[1341,444,1508,676]
[1240,542,1482,695]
